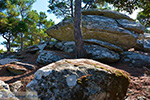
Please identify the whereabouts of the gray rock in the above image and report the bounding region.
[10,81,23,92]
[0,80,10,91]
[138,33,150,39]
[25,45,38,50]
[44,41,57,50]
[41,41,120,63]
[9,55,16,59]
[6,64,27,75]
[0,89,19,100]
[47,14,140,50]
[36,50,73,65]
[116,19,145,34]
[121,51,150,68]
[10,61,35,70]
[84,39,123,53]
[37,42,48,53]
[55,41,75,53]
[26,48,39,54]
[85,44,120,62]
[25,45,40,54]
[0,58,19,65]
[135,39,150,52]
[0,80,19,100]
[0,54,4,60]
[27,59,130,100]
[82,9,134,21]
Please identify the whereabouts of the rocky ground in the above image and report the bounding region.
[0,50,149,100]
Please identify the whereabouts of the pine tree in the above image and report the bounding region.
[0,0,20,53]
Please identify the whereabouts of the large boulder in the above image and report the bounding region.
[27,59,130,100]
[121,51,150,68]
[47,10,144,50]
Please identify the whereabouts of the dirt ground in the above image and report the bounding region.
[0,50,149,100]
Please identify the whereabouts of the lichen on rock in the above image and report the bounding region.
[27,59,130,100]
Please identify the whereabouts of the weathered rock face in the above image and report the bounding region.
[84,39,123,53]
[135,39,150,52]
[47,10,144,50]
[121,51,150,68]
[36,50,73,65]
[10,61,35,70]
[25,45,40,54]
[5,64,27,75]
[0,80,10,90]
[82,9,134,21]
[0,89,19,100]
[0,58,19,65]
[9,81,23,92]
[27,59,130,100]
[55,41,75,53]
[38,41,120,65]
[0,80,19,100]
[116,19,145,34]
[85,44,120,62]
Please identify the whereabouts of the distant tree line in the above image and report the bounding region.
[0,0,55,53]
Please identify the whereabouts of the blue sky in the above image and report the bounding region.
[0,0,140,50]
[32,0,62,24]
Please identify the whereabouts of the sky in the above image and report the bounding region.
[0,0,141,50]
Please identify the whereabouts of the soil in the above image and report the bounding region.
[0,50,150,100]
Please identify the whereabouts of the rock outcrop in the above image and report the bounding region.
[27,59,130,100]
[121,51,150,68]
[37,41,120,65]
[47,10,144,50]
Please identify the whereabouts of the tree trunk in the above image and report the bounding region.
[70,0,73,17]
[39,24,42,42]
[21,32,23,51]
[73,0,86,58]
[8,32,11,53]
[21,12,24,51]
